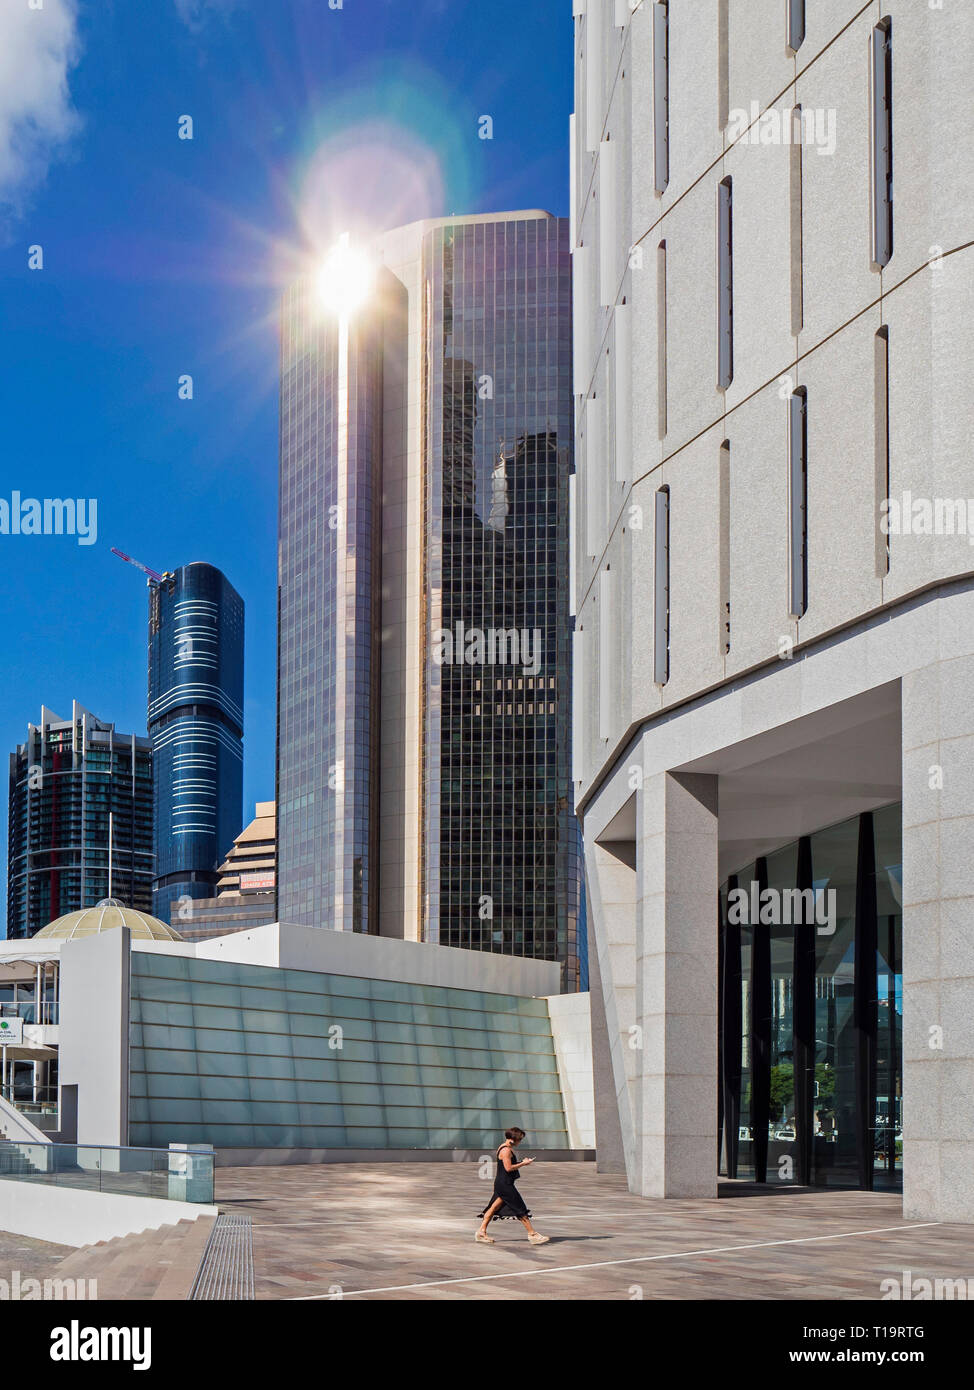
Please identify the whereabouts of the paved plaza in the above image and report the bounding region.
[0,1229,73,1287]
[214,1161,974,1301]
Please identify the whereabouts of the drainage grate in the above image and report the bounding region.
[189,1212,255,1301]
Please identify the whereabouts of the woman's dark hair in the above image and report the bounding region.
[505,1127,526,1142]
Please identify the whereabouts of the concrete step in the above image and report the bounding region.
[54,1215,217,1301]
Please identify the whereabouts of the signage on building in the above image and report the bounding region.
[0,1018,24,1046]
[240,872,275,892]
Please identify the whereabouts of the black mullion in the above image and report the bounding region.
[750,856,771,1183]
[721,874,742,1179]
[854,811,878,1190]
[793,834,815,1186]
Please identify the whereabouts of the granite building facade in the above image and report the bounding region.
[573,0,974,1220]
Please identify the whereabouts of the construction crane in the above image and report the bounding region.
[111,548,165,584]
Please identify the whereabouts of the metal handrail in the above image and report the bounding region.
[0,1002,59,1025]
[0,1137,213,1157]
[0,1084,58,1108]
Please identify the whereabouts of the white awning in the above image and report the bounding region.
[0,959,57,981]
[1,1043,57,1060]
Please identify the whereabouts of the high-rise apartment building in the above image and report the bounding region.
[277,212,583,987]
[148,562,244,925]
[573,0,973,1222]
[7,702,153,938]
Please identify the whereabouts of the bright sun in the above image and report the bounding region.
[316,238,375,318]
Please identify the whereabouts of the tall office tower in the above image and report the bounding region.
[573,0,973,1220]
[277,278,383,934]
[7,702,153,938]
[277,212,582,987]
[148,563,244,925]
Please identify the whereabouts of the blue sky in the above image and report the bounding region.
[0,0,571,934]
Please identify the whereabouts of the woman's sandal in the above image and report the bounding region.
[528,1232,550,1245]
[475,1231,495,1243]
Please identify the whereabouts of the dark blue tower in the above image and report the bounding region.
[148,563,244,926]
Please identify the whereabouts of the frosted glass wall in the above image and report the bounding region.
[129,953,569,1150]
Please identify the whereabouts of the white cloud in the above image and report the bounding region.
[174,0,241,32]
[0,0,81,225]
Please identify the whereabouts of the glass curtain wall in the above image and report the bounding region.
[719,804,902,1191]
[420,217,582,988]
[277,281,383,933]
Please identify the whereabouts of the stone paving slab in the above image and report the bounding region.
[0,1229,74,1291]
[212,1161,974,1301]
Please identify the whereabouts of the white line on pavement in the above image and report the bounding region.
[288,1222,941,1299]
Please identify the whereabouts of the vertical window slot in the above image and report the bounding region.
[788,0,805,54]
[657,241,668,439]
[654,2,670,194]
[875,327,890,578]
[870,20,893,269]
[717,177,734,390]
[790,106,804,336]
[654,486,670,685]
[789,388,808,619]
[719,441,731,655]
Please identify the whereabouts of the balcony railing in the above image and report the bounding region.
[0,1001,59,1025]
[0,1083,59,1115]
[0,1141,214,1204]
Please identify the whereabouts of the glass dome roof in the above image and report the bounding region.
[34,899,184,942]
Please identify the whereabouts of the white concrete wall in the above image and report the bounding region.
[195,920,562,998]
[547,991,596,1148]
[901,643,974,1224]
[58,927,130,1147]
[0,1179,216,1248]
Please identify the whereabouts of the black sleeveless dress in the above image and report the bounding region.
[477,1145,531,1220]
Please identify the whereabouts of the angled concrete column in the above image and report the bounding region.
[902,654,974,1223]
[583,838,638,1181]
[635,771,719,1198]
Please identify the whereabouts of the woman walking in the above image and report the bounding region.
[476,1127,550,1244]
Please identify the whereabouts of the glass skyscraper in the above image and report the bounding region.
[6,702,153,939]
[277,280,383,934]
[421,219,580,986]
[277,212,582,988]
[148,563,244,925]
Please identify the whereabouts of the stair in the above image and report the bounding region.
[0,1095,51,1144]
[0,1147,45,1177]
[52,1215,217,1301]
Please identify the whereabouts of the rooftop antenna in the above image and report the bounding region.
[111,548,164,584]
